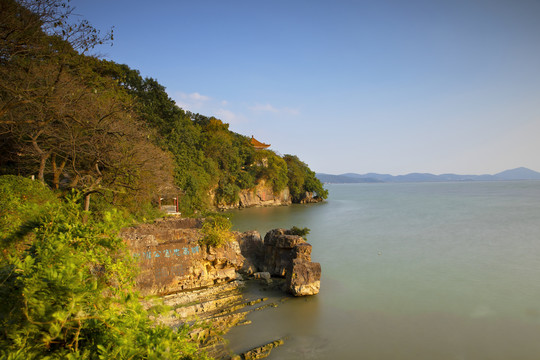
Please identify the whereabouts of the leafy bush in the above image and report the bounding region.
[215,179,241,205]
[287,226,311,238]
[0,193,209,360]
[0,175,60,249]
[200,215,235,248]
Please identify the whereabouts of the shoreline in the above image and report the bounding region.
[121,217,322,359]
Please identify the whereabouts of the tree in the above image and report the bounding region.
[0,0,104,183]
[0,0,112,121]
[283,154,328,202]
[250,150,288,194]
[0,0,174,212]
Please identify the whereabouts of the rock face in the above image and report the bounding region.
[238,180,291,208]
[121,219,321,298]
[236,231,264,275]
[122,218,321,359]
[121,218,244,296]
[298,191,324,204]
[212,180,291,210]
[262,228,321,296]
[262,229,306,276]
[286,259,321,296]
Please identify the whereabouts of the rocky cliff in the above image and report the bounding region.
[262,228,321,296]
[121,218,321,297]
[121,217,244,296]
[211,179,291,210]
[121,218,321,358]
[297,191,324,204]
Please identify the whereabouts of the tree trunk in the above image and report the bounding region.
[84,193,91,212]
[51,154,66,189]
[82,193,91,223]
[38,153,48,183]
[32,137,50,183]
[70,174,80,187]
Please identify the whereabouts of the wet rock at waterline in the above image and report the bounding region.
[262,228,321,296]
[121,219,321,358]
[286,259,321,296]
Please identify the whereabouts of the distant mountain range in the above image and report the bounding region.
[316,167,540,184]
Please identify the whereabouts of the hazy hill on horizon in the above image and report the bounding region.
[317,167,540,184]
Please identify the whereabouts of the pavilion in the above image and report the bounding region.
[250,136,271,150]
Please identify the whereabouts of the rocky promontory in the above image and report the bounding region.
[211,179,292,210]
[121,218,321,297]
[209,180,325,210]
[120,217,321,359]
[242,228,321,296]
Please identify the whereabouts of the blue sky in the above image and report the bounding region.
[71,0,540,175]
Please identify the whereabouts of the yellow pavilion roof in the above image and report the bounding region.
[250,136,271,149]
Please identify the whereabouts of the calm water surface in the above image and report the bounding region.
[225,181,540,359]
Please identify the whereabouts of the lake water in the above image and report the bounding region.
[224,181,540,359]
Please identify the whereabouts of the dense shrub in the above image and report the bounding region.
[200,215,235,248]
[0,175,60,249]
[287,226,311,238]
[0,189,209,360]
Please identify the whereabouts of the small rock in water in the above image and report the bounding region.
[253,271,272,284]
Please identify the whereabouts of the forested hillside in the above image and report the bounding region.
[1,1,212,358]
[0,0,327,215]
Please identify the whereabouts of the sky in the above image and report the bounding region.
[70,0,540,175]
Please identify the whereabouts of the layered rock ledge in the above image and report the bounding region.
[121,217,244,296]
[121,219,321,297]
[120,217,321,359]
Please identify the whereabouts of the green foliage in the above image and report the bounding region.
[215,178,241,205]
[283,155,329,202]
[86,191,165,226]
[1,0,326,218]
[0,193,209,359]
[200,215,235,248]
[250,150,288,194]
[0,175,60,248]
[93,61,326,211]
[287,226,311,238]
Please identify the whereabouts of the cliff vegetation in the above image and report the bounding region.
[0,0,326,358]
[0,175,209,359]
[0,0,327,216]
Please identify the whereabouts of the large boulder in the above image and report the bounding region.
[236,230,264,275]
[263,229,305,276]
[286,259,321,296]
[262,228,321,296]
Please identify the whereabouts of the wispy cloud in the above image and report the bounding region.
[249,103,300,116]
[172,93,297,126]
[188,92,210,101]
[214,109,238,123]
[172,91,247,124]
[173,92,211,112]
[249,103,279,113]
